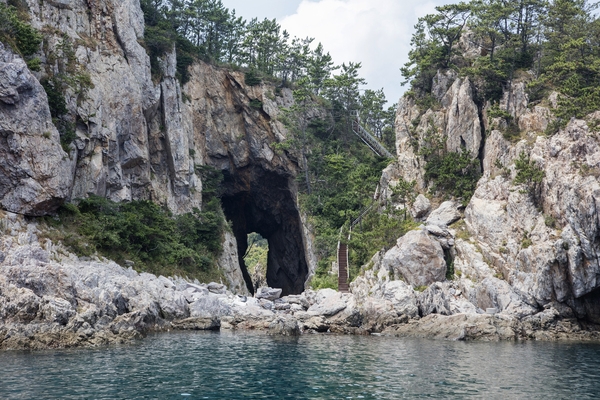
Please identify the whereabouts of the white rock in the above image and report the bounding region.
[383,229,447,287]
[427,201,461,227]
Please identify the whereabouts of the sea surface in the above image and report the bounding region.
[1,331,599,399]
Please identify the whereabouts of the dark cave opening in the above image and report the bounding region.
[220,166,309,296]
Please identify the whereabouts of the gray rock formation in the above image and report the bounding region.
[0,0,315,295]
[411,194,431,219]
[426,201,461,226]
[2,1,600,347]
[256,287,283,301]
[0,43,72,215]
[383,229,447,287]
[375,44,600,328]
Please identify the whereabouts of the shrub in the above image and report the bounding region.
[249,99,263,109]
[310,273,338,290]
[41,78,68,117]
[26,57,40,71]
[514,151,545,203]
[48,195,226,281]
[0,3,41,57]
[424,149,481,203]
[520,230,532,249]
[245,69,262,86]
[445,258,455,280]
[544,214,557,229]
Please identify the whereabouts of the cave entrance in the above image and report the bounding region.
[220,166,309,296]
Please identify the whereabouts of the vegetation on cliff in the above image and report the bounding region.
[403,0,600,125]
[137,1,417,289]
[0,1,41,61]
[43,168,227,283]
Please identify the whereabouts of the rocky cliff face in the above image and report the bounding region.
[373,67,600,327]
[0,42,73,216]
[2,0,599,346]
[0,0,314,295]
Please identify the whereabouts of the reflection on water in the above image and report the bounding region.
[1,331,600,399]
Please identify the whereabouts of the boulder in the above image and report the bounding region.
[384,313,519,341]
[255,287,283,301]
[383,229,447,287]
[426,201,461,227]
[268,316,300,336]
[189,296,231,318]
[207,282,227,294]
[378,281,419,317]
[303,316,330,332]
[171,317,220,331]
[307,290,348,317]
[418,283,452,317]
[411,194,431,219]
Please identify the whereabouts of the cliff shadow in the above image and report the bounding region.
[220,166,309,296]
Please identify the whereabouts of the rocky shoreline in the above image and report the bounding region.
[1,214,599,351]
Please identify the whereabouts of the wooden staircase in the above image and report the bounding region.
[337,242,349,293]
[336,202,376,293]
[334,112,391,293]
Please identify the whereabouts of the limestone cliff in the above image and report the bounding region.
[0,0,314,295]
[368,66,600,327]
[2,0,600,345]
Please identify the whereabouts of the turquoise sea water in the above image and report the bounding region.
[1,331,599,399]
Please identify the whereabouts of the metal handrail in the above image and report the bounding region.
[351,115,395,159]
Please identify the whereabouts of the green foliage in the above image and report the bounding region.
[244,233,268,275]
[544,214,557,229]
[544,118,566,136]
[41,78,76,152]
[424,149,481,203]
[59,123,76,152]
[47,195,226,281]
[37,34,95,152]
[140,0,195,83]
[487,103,512,120]
[138,0,342,90]
[513,151,545,201]
[348,211,419,276]
[502,121,521,142]
[26,57,40,71]
[195,164,223,197]
[244,69,262,86]
[390,177,417,219]
[41,78,68,118]
[446,258,455,280]
[401,2,470,92]
[410,104,480,204]
[249,99,263,109]
[310,272,338,290]
[0,3,41,58]
[521,231,532,249]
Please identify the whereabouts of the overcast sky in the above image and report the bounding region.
[220,0,450,105]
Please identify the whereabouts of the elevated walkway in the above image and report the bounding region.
[351,117,395,159]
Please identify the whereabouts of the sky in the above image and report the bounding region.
[220,0,450,105]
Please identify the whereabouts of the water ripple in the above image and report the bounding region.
[1,332,600,399]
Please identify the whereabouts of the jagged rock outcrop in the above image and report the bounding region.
[2,0,600,346]
[375,53,600,329]
[1,210,598,350]
[382,71,482,199]
[383,229,447,287]
[0,0,315,295]
[0,43,73,215]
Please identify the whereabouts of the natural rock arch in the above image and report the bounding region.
[220,165,309,296]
